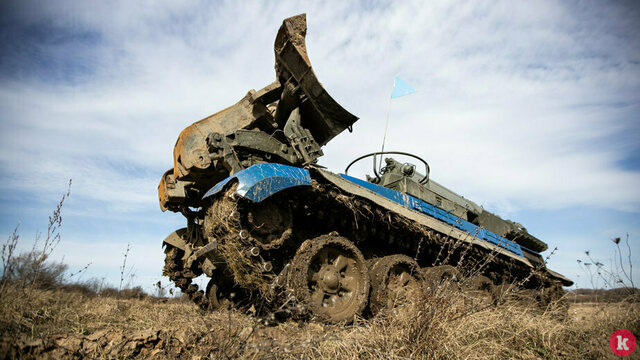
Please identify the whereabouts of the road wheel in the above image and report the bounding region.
[289,234,370,322]
[463,275,492,292]
[205,272,253,311]
[205,278,227,310]
[461,275,493,306]
[422,265,460,292]
[369,255,422,314]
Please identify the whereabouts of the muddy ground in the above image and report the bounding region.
[1,285,638,359]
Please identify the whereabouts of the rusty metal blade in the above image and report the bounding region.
[275,14,359,146]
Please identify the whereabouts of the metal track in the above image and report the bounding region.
[170,178,564,312]
[163,247,209,310]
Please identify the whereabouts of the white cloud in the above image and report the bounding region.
[1,1,639,286]
[2,1,638,214]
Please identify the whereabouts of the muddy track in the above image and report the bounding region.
[172,176,562,313]
[163,247,209,310]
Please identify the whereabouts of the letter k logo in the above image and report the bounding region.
[617,335,629,351]
[610,329,636,356]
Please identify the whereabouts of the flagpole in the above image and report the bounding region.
[378,76,396,171]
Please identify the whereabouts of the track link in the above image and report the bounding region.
[163,246,209,310]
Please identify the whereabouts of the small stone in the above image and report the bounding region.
[55,336,83,351]
[131,329,159,342]
[85,329,109,342]
[23,339,43,348]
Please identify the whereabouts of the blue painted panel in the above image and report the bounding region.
[202,163,524,257]
[203,163,312,202]
[339,174,524,257]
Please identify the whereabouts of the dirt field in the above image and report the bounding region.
[1,284,638,359]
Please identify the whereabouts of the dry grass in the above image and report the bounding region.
[1,282,638,359]
[2,186,638,358]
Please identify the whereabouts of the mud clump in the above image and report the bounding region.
[2,328,237,359]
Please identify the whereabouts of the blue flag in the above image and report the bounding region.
[391,77,416,99]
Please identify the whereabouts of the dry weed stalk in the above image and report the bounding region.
[613,234,635,288]
[0,224,20,299]
[576,234,637,304]
[119,243,131,292]
[29,180,71,292]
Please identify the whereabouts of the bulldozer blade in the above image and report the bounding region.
[274,14,359,146]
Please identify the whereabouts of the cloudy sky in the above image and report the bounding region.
[1,0,638,292]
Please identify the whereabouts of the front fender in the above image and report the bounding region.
[162,228,188,250]
[202,163,312,202]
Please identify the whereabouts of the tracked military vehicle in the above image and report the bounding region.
[158,14,572,322]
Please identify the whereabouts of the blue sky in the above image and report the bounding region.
[1,1,639,292]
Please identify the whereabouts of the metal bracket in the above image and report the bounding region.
[184,239,219,270]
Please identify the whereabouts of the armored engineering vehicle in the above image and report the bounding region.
[158,14,572,322]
